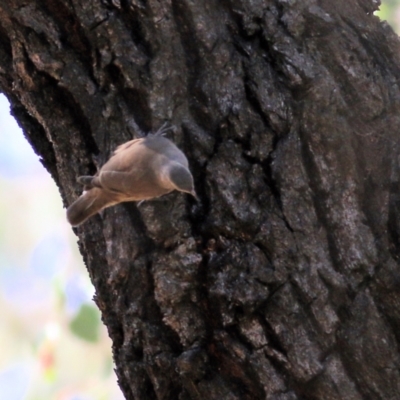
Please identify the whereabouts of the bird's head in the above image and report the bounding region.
[168,162,198,199]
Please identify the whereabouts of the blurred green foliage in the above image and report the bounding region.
[70,304,101,343]
[376,0,400,33]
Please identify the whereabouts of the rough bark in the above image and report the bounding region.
[1,0,400,399]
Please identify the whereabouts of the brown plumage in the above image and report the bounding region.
[67,134,197,226]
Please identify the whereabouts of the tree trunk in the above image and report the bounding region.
[1,0,400,398]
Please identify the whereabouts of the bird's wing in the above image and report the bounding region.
[99,169,146,193]
[98,169,170,200]
[102,139,148,173]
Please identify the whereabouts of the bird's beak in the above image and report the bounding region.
[191,190,199,201]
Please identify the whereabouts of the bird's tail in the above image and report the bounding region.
[66,188,116,226]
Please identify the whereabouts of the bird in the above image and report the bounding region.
[66,126,197,226]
